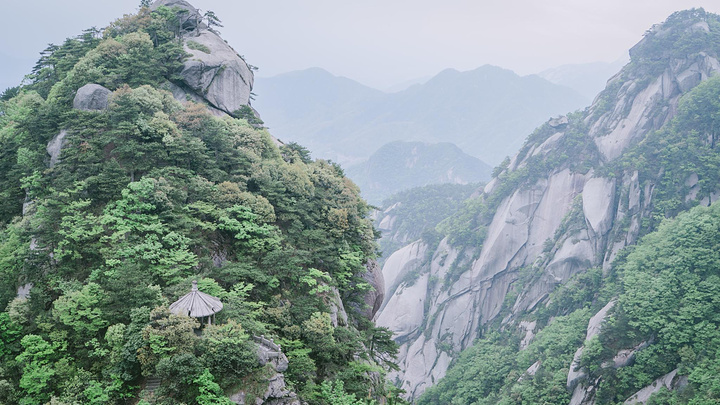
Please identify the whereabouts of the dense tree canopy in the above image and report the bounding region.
[0,4,396,405]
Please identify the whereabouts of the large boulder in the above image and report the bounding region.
[73,84,111,111]
[178,29,254,115]
[151,0,254,117]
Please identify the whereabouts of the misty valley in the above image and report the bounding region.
[2,1,720,405]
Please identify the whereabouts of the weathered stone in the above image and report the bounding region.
[591,53,720,161]
[525,361,541,376]
[376,273,428,336]
[361,260,384,319]
[166,81,227,116]
[587,301,615,340]
[531,132,564,157]
[624,369,688,404]
[377,213,397,231]
[470,183,545,283]
[549,115,569,127]
[483,177,499,194]
[73,84,111,111]
[22,200,35,217]
[609,340,649,369]
[375,21,720,401]
[328,287,348,327]
[545,230,594,282]
[567,301,616,390]
[151,0,202,31]
[47,130,68,168]
[179,29,253,115]
[570,382,588,405]
[17,283,32,299]
[519,321,537,350]
[232,336,297,404]
[628,171,641,212]
[583,177,616,236]
[567,346,586,390]
[255,336,288,372]
[380,240,427,308]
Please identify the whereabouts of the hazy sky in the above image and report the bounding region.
[2,0,720,91]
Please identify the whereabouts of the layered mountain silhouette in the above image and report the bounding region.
[253,66,589,166]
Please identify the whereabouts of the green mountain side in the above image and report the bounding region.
[374,183,480,267]
[0,3,398,405]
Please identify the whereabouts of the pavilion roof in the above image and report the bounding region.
[169,280,223,318]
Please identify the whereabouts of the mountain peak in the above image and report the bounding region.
[151,0,199,14]
[630,8,717,63]
[148,0,255,117]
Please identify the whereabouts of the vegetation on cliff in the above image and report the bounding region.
[0,3,397,405]
[416,9,720,404]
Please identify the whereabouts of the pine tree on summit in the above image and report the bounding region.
[204,10,223,32]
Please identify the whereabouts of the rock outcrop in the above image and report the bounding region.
[230,336,299,405]
[73,83,112,111]
[362,260,385,319]
[566,301,616,404]
[376,11,720,400]
[151,0,254,117]
[47,130,68,168]
[623,369,688,404]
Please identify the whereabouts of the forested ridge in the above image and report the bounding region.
[0,3,399,404]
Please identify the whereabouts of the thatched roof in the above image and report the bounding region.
[169,280,223,318]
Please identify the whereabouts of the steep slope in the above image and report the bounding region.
[253,65,589,166]
[345,141,491,205]
[375,9,720,400]
[0,2,395,405]
[373,183,479,268]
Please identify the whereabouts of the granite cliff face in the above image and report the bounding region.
[376,10,720,400]
[152,0,254,117]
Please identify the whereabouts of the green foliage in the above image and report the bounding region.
[187,40,211,54]
[587,203,720,402]
[603,75,720,234]
[199,321,258,388]
[194,369,232,405]
[53,283,109,339]
[318,379,368,405]
[16,335,59,405]
[631,10,720,74]
[419,309,592,405]
[377,183,479,261]
[232,105,264,127]
[436,111,595,250]
[0,4,397,404]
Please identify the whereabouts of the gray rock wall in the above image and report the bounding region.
[376,47,720,401]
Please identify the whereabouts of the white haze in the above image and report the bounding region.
[2,0,720,91]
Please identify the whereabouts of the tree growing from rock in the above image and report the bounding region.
[204,10,223,33]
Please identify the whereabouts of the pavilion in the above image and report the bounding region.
[169,280,223,325]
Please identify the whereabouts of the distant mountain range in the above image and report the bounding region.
[538,57,629,101]
[345,141,491,205]
[253,65,590,167]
